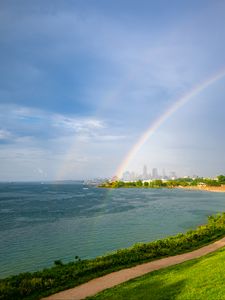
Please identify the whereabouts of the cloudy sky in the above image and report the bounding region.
[1,0,225,181]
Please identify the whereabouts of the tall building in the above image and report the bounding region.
[143,165,148,179]
[152,168,158,179]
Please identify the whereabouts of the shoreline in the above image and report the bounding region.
[100,184,225,193]
[43,237,225,300]
[3,188,225,300]
[3,213,225,300]
[178,185,225,193]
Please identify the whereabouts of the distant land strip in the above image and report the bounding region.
[99,175,225,190]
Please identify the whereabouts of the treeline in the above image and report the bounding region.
[99,175,225,188]
[2,213,225,300]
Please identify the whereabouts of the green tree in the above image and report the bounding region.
[218,175,225,184]
[136,180,143,187]
[154,179,164,187]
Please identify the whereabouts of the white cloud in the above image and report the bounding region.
[0,129,12,140]
[0,104,110,140]
[51,114,105,134]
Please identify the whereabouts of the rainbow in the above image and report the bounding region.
[115,68,225,179]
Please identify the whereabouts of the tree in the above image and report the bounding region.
[217,175,225,184]
[136,180,143,187]
[154,179,164,187]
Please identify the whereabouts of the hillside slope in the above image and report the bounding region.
[90,247,225,300]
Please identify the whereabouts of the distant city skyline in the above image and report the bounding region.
[1,1,225,181]
[122,165,178,181]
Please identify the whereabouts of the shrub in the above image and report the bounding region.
[54,260,63,266]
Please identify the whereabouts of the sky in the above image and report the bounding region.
[1,0,225,181]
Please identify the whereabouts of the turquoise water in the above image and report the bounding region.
[0,182,225,278]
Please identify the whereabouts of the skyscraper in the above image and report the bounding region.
[143,165,148,179]
[152,168,158,179]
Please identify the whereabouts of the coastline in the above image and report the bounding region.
[3,210,225,299]
[43,236,225,300]
[178,185,225,193]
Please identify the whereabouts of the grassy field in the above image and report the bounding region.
[89,247,225,300]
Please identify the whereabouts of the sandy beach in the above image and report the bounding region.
[178,185,225,193]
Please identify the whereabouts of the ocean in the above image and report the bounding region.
[1,182,225,278]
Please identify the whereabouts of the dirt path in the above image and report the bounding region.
[43,237,225,300]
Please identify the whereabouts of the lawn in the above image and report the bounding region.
[89,247,225,300]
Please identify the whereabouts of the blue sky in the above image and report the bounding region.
[1,0,225,180]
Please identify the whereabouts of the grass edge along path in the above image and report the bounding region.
[42,237,225,300]
[2,213,225,300]
[89,246,225,300]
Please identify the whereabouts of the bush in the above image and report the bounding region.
[54,260,63,266]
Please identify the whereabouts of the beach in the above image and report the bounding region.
[179,185,225,193]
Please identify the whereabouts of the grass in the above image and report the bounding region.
[1,213,225,300]
[89,247,225,300]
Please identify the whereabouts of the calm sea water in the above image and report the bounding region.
[1,182,225,278]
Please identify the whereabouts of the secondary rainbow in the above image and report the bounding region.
[115,68,225,179]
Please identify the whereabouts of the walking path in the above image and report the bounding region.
[43,237,225,300]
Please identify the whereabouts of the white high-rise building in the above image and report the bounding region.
[152,168,158,179]
[143,165,148,179]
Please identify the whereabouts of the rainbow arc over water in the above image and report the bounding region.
[115,69,225,179]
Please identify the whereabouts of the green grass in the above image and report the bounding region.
[2,213,225,300]
[89,247,225,300]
